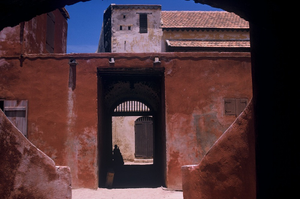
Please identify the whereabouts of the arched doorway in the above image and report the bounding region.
[112,101,154,164]
[97,68,165,188]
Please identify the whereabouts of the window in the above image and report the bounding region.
[128,26,131,30]
[224,98,248,116]
[46,12,55,53]
[120,25,123,30]
[1,100,28,137]
[139,14,147,33]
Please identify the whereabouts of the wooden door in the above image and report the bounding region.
[135,117,153,159]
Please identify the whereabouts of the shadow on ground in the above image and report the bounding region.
[112,165,163,188]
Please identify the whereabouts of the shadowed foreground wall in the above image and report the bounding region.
[182,100,255,199]
[0,110,71,199]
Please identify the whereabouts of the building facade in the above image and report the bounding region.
[0,52,252,190]
[161,11,250,52]
[98,4,250,53]
[98,4,162,53]
[0,8,69,56]
[1,4,253,192]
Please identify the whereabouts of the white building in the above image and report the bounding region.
[98,4,162,53]
[98,4,250,53]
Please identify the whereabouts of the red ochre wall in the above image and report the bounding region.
[164,53,252,189]
[0,9,67,56]
[0,110,72,198]
[182,100,256,199]
[0,52,252,189]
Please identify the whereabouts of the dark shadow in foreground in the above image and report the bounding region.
[112,165,163,188]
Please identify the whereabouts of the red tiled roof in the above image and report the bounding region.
[166,40,250,48]
[161,11,249,29]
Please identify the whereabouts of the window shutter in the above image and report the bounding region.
[139,14,147,33]
[236,98,248,115]
[4,100,28,137]
[46,12,55,53]
[224,98,236,115]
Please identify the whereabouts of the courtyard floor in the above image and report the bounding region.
[72,187,183,199]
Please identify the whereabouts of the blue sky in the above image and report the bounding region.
[66,0,223,53]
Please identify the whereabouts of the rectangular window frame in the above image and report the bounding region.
[139,13,148,33]
[224,98,248,116]
[2,100,28,137]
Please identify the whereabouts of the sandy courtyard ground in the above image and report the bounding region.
[72,187,183,199]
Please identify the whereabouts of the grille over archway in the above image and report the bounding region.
[113,100,151,116]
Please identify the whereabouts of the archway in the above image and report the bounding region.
[112,101,154,164]
[97,67,165,188]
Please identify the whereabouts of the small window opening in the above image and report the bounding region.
[128,26,131,30]
[224,98,248,116]
[120,25,123,30]
[123,15,126,19]
[139,14,148,33]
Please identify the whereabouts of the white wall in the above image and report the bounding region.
[112,116,139,161]
[111,7,162,52]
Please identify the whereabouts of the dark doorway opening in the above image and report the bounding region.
[135,116,153,160]
[97,68,165,188]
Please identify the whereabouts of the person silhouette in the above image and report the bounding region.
[113,145,124,169]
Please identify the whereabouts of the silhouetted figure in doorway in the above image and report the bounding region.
[113,145,124,169]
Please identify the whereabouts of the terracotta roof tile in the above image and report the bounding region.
[166,40,250,48]
[161,11,249,29]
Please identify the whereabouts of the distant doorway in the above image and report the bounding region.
[97,68,165,188]
[135,116,153,159]
[112,101,154,165]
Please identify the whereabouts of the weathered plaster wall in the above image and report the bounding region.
[182,100,255,199]
[0,52,251,189]
[111,7,162,53]
[112,116,139,161]
[164,53,252,189]
[0,110,71,199]
[0,0,294,198]
[0,26,21,56]
[0,9,67,56]
[162,29,249,51]
[0,55,99,188]
[23,9,68,54]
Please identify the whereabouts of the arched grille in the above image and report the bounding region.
[114,101,150,113]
